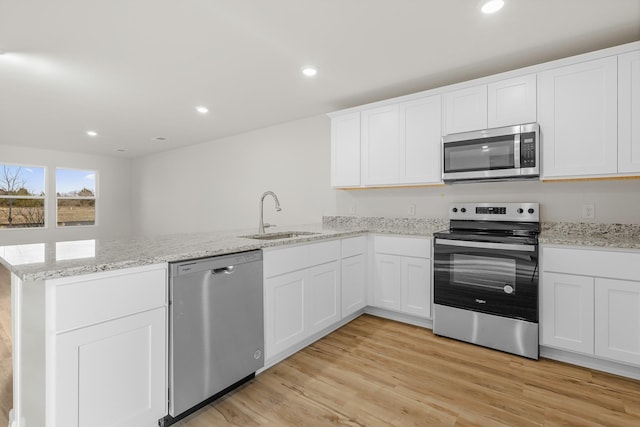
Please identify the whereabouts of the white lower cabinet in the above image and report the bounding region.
[263,240,341,362]
[341,237,367,317]
[372,236,432,319]
[400,257,431,318]
[264,269,307,359]
[594,278,640,365]
[541,247,640,367]
[37,264,168,427]
[56,308,166,427]
[541,272,594,354]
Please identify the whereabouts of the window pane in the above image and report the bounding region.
[57,199,95,227]
[0,164,46,196]
[56,168,96,197]
[0,198,45,228]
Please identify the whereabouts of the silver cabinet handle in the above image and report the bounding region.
[435,238,536,252]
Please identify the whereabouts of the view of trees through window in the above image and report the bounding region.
[56,168,97,227]
[0,164,46,229]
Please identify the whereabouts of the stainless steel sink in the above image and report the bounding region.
[240,231,320,240]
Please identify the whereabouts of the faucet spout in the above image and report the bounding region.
[258,191,282,234]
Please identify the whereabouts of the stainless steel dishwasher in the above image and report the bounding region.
[164,250,264,425]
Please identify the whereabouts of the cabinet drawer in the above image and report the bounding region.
[264,240,340,278]
[54,266,167,332]
[543,247,640,281]
[341,236,367,258]
[374,235,431,258]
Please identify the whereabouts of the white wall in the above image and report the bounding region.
[335,179,640,224]
[131,115,336,236]
[0,144,132,245]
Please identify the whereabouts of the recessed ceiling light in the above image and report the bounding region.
[86,130,98,137]
[195,106,209,114]
[301,66,318,77]
[481,0,504,14]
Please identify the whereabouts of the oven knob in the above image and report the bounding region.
[503,284,514,294]
[461,208,466,213]
[452,207,458,213]
[517,208,524,214]
[528,208,535,214]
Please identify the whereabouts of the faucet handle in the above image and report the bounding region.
[264,223,276,229]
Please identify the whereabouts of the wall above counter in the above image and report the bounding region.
[329,41,640,189]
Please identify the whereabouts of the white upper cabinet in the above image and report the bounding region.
[359,96,442,187]
[443,74,536,135]
[487,74,537,128]
[361,105,400,185]
[538,56,618,179]
[331,112,361,187]
[398,95,442,184]
[618,50,640,174]
[443,85,487,134]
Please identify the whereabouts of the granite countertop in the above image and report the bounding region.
[539,222,640,250]
[1,216,638,282]
[0,217,448,282]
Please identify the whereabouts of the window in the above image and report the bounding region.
[0,164,46,229]
[56,168,97,227]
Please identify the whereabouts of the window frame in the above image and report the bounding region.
[0,163,47,230]
[55,167,98,228]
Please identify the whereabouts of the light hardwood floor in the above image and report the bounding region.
[0,264,12,427]
[175,314,640,427]
[1,269,639,426]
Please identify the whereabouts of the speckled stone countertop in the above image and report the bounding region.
[0,217,447,282]
[2,217,638,281]
[539,222,640,250]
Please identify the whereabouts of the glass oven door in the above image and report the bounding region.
[433,238,538,322]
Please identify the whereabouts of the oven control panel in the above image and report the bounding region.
[449,202,539,222]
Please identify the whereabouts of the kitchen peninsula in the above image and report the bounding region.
[2,218,640,427]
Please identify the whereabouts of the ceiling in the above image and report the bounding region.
[1,0,639,158]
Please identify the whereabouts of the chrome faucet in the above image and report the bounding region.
[258,191,282,234]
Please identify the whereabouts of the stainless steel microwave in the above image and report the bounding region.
[442,123,540,183]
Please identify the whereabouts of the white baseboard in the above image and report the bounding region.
[540,346,640,380]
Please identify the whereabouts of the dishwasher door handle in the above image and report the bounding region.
[212,265,235,275]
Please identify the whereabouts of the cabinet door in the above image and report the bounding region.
[595,278,640,366]
[331,112,361,187]
[55,307,166,427]
[443,85,488,134]
[400,256,431,318]
[306,261,341,336]
[618,50,640,174]
[398,95,442,184]
[361,105,399,185]
[373,254,402,310]
[488,74,537,128]
[541,272,594,354]
[264,270,306,360]
[341,254,367,317]
[539,56,618,178]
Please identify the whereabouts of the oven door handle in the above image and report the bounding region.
[435,238,536,252]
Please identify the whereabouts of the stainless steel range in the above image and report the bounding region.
[433,202,540,359]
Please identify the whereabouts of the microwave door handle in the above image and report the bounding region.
[514,134,521,168]
[435,238,536,252]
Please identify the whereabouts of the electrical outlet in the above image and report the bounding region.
[408,204,416,216]
[582,204,595,219]
[348,204,356,215]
